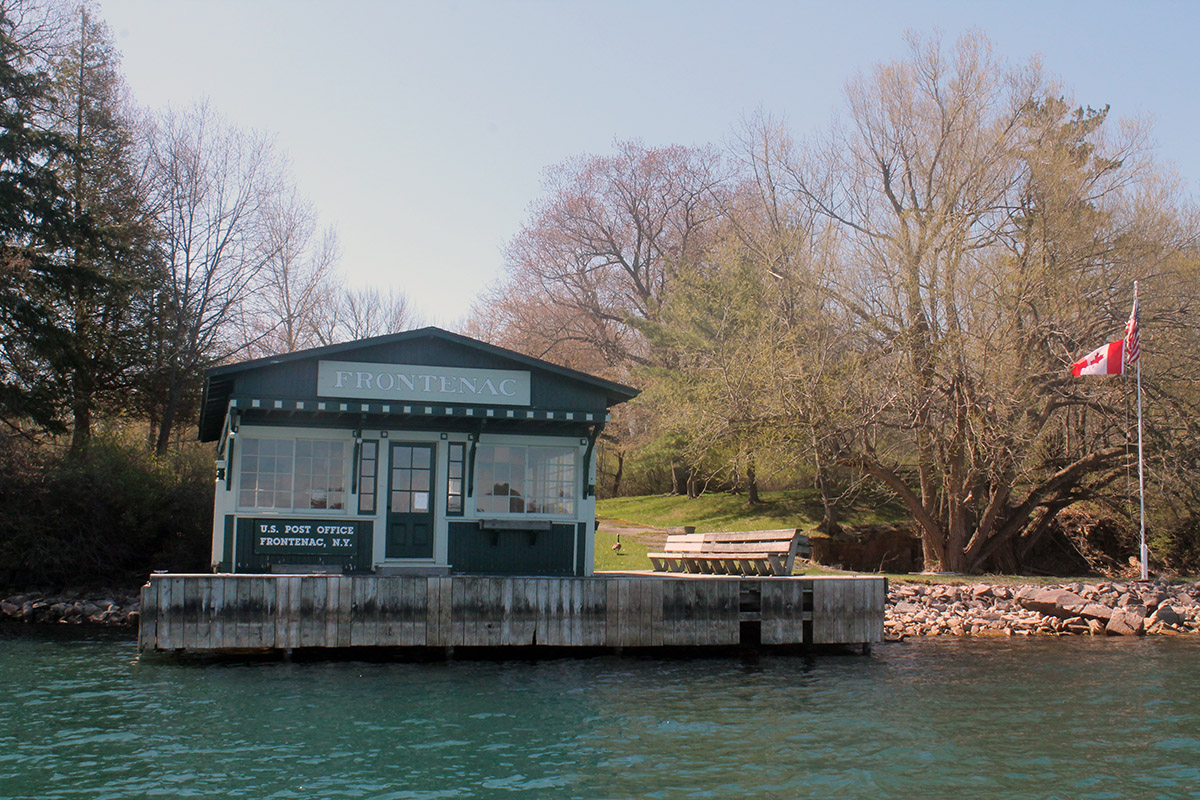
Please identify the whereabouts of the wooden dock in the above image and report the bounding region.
[138,574,885,654]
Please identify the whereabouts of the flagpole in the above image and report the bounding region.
[1133,281,1147,580]
[1136,353,1147,579]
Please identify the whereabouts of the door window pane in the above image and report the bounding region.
[389,444,434,517]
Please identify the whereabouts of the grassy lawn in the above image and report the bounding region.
[596,488,904,534]
[594,492,1200,583]
[592,489,903,573]
[594,523,840,574]
[594,527,654,571]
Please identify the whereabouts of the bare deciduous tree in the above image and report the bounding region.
[474,140,727,372]
[789,31,1185,571]
[328,285,423,343]
[144,101,284,453]
[239,188,341,357]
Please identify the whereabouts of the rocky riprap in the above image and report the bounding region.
[887,581,1200,639]
[1,590,140,626]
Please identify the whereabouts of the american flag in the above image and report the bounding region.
[1125,289,1140,365]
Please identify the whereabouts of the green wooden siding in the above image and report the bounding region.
[447,521,577,576]
[575,522,587,575]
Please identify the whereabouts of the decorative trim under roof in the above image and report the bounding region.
[229,397,609,424]
[198,327,637,442]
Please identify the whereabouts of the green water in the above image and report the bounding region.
[2,626,1199,800]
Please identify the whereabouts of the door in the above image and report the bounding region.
[386,442,435,558]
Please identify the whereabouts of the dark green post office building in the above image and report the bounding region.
[200,328,638,576]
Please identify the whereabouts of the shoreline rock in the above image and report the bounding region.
[1,589,140,627]
[886,580,1200,639]
[9,579,1200,638]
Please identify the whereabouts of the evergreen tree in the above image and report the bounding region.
[0,2,74,432]
[42,5,158,451]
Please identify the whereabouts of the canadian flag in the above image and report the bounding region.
[1071,339,1125,376]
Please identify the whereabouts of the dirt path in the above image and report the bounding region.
[596,518,667,549]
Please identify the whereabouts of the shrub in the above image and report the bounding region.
[0,435,214,588]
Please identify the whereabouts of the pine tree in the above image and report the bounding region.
[42,5,158,451]
[0,2,74,432]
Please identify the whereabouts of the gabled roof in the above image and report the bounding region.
[199,327,639,441]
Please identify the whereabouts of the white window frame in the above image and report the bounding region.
[472,438,581,519]
[234,427,354,516]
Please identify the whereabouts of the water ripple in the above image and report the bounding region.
[4,629,1200,798]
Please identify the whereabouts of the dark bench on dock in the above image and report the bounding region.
[648,529,811,576]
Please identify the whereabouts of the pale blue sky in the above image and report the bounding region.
[97,0,1200,326]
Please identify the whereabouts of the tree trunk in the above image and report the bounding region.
[670,463,684,496]
[746,454,760,505]
[812,440,841,534]
[920,535,942,572]
[70,400,91,455]
[155,371,183,456]
[611,449,624,496]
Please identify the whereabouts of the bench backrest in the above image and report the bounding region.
[662,529,809,556]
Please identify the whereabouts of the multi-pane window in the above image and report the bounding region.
[527,447,576,515]
[238,438,346,511]
[475,444,576,516]
[358,441,378,514]
[447,442,465,515]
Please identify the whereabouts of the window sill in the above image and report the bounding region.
[478,519,554,531]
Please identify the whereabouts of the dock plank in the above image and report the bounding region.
[335,577,352,648]
[424,576,438,646]
[297,577,317,648]
[182,578,200,649]
[604,580,619,647]
[500,578,515,645]
[137,582,156,652]
[381,577,399,646]
[515,577,536,645]
[255,576,272,648]
[555,578,567,646]
[575,579,587,645]
[634,579,650,647]
[392,577,404,645]
[257,576,274,648]
[422,578,437,646]
[485,577,504,646]
[139,573,885,654]
[389,578,405,646]
[272,576,288,648]
[158,577,175,650]
[616,579,632,647]
[581,579,603,646]
[401,577,417,647]
[459,577,474,647]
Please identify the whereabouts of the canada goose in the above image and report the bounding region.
[612,533,622,553]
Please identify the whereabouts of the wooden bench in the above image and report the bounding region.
[648,529,811,576]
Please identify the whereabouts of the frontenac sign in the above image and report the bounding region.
[316,360,531,406]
